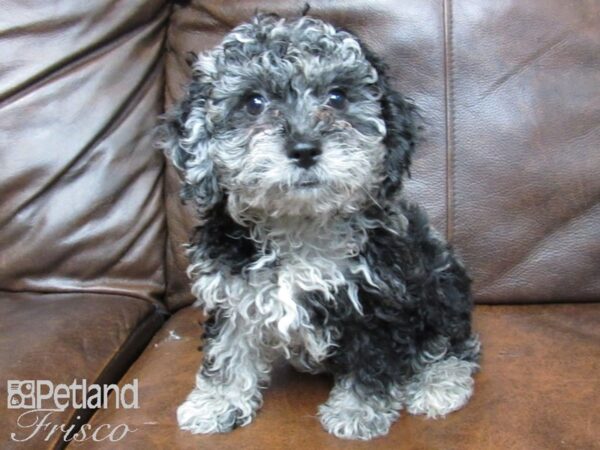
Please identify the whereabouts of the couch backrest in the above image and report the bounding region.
[448,1,600,303]
[1,1,597,310]
[0,1,170,304]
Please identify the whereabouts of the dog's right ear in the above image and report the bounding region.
[157,72,221,216]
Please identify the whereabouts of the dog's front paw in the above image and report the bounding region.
[318,382,400,440]
[319,401,398,440]
[404,356,477,418]
[177,386,256,434]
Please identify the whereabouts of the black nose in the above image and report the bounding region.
[286,141,322,169]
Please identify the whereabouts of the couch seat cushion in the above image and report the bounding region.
[81,303,600,449]
[0,292,164,449]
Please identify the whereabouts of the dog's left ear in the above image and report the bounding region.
[360,44,418,200]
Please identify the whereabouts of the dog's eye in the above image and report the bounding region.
[245,94,267,115]
[326,89,346,109]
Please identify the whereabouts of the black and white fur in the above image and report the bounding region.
[160,14,480,440]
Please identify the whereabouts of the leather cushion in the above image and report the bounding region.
[0,292,164,449]
[0,0,170,303]
[450,0,600,302]
[83,303,600,449]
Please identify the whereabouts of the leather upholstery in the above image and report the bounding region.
[0,2,170,447]
[450,0,600,303]
[0,0,598,448]
[85,304,600,449]
[0,0,169,303]
[0,292,163,449]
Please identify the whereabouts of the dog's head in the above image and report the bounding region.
[160,14,416,223]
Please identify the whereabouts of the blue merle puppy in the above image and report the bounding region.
[161,13,480,440]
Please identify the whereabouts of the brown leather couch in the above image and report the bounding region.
[1,1,598,449]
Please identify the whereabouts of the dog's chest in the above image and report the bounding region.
[191,223,369,361]
[273,240,353,300]
[251,238,356,360]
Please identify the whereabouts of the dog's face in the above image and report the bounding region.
[163,15,416,222]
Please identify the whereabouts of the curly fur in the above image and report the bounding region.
[160,13,480,440]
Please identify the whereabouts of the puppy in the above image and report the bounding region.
[160,13,480,440]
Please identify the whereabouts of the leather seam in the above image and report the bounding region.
[161,1,177,313]
[0,288,167,311]
[443,0,455,242]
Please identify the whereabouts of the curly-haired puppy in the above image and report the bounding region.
[160,13,480,440]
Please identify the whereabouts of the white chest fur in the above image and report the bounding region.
[189,217,378,364]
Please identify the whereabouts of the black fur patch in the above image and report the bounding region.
[303,203,474,395]
[188,199,258,276]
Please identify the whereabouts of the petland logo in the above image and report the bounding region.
[7,379,139,443]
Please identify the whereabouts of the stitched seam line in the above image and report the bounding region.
[161,2,177,312]
[0,288,167,311]
[443,0,455,242]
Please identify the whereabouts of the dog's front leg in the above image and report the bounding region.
[319,375,403,440]
[177,317,272,434]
